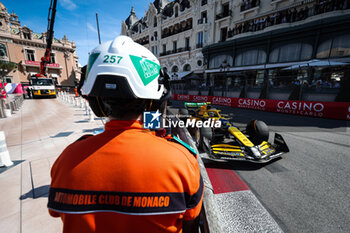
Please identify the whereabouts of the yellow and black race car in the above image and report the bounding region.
[179,102,289,163]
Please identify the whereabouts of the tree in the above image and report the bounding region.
[0,60,17,83]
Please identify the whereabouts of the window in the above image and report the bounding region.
[197,31,203,47]
[183,64,191,71]
[153,16,157,27]
[220,27,227,42]
[235,48,267,66]
[154,32,158,41]
[163,44,166,53]
[26,49,35,61]
[5,77,12,83]
[270,42,312,63]
[201,0,207,6]
[222,3,229,17]
[316,39,331,59]
[49,53,56,64]
[185,37,190,50]
[330,34,350,57]
[201,11,207,23]
[173,41,177,52]
[209,54,233,69]
[23,32,31,40]
[172,66,179,72]
[175,6,179,17]
[0,44,7,57]
[152,46,157,56]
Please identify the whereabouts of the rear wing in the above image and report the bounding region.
[184,102,211,108]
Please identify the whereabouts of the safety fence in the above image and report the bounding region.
[172,94,350,121]
[0,94,24,118]
[57,91,96,122]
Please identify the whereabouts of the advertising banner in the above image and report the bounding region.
[24,60,60,68]
[172,94,350,121]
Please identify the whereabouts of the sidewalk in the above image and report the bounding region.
[0,97,103,233]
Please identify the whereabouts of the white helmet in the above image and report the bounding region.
[81,35,164,100]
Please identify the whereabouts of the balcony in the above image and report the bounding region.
[161,19,193,39]
[240,1,260,12]
[159,47,191,57]
[135,37,149,45]
[197,18,208,24]
[196,44,203,49]
[215,10,232,20]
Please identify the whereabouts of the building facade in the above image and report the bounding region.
[122,0,350,102]
[0,2,79,86]
[121,0,212,80]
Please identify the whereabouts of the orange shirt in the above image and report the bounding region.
[48,120,203,233]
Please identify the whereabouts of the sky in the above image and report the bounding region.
[2,0,153,65]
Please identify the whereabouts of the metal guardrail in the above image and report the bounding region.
[0,94,24,118]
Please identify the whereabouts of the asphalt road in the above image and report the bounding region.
[171,100,350,233]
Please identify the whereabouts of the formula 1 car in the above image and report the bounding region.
[179,102,289,163]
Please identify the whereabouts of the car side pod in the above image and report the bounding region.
[273,133,290,153]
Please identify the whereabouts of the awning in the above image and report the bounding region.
[169,71,193,81]
[282,59,349,70]
[184,75,202,80]
[205,65,265,73]
[204,59,348,73]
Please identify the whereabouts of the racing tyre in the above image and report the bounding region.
[246,120,269,145]
[199,127,212,151]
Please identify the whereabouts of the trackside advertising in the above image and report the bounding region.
[172,94,350,121]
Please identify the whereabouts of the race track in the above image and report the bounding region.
[171,100,350,233]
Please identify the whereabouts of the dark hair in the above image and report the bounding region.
[101,97,149,119]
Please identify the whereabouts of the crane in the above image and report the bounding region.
[30,0,58,98]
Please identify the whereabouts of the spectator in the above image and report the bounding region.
[26,87,32,99]
[266,15,271,27]
[0,87,7,110]
[304,6,309,19]
[333,80,340,88]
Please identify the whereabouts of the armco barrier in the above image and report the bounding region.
[172,94,350,121]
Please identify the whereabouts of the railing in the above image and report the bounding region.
[240,0,260,12]
[198,18,208,24]
[159,47,191,57]
[161,23,193,39]
[215,10,232,20]
[196,43,203,49]
[230,0,349,39]
[0,94,24,118]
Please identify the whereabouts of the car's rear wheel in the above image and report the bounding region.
[246,120,269,145]
[199,126,212,151]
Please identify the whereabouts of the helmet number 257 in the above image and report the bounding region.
[103,55,123,64]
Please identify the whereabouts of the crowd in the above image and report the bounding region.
[241,0,260,12]
[269,78,341,89]
[229,0,349,37]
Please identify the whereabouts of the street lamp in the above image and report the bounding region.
[220,60,230,97]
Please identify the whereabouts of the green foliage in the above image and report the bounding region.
[0,60,17,72]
